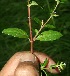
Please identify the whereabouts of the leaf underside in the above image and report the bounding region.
[36,30,63,41]
[2,28,28,38]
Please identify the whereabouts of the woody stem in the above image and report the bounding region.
[28,0,34,53]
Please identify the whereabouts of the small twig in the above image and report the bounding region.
[33,15,52,41]
[46,0,55,26]
[33,1,60,41]
[28,0,34,53]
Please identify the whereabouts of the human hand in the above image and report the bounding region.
[0,51,59,76]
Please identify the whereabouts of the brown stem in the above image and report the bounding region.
[28,0,33,53]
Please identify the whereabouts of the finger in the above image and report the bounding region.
[14,62,39,76]
[0,52,22,76]
[0,51,39,76]
[34,52,59,74]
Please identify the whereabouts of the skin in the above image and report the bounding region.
[14,62,39,76]
[0,51,59,76]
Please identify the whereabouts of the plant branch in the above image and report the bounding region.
[46,0,55,26]
[33,1,60,41]
[28,0,33,53]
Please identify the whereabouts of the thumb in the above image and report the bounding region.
[14,61,39,76]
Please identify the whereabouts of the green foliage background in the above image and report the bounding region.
[0,0,70,76]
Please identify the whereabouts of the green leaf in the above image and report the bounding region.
[36,30,63,41]
[45,24,56,29]
[52,14,59,17]
[50,62,66,72]
[28,1,38,7]
[55,0,60,4]
[35,29,38,34]
[2,28,28,38]
[41,58,48,68]
[34,18,56,29]
[34,17,41,25]
[51,12,59,17]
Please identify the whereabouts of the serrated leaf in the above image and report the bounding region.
[28,1,38,7]
[36,30,63,41]
[45,24,56,29]
[50,62,66,72]
[2,28,28,38]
